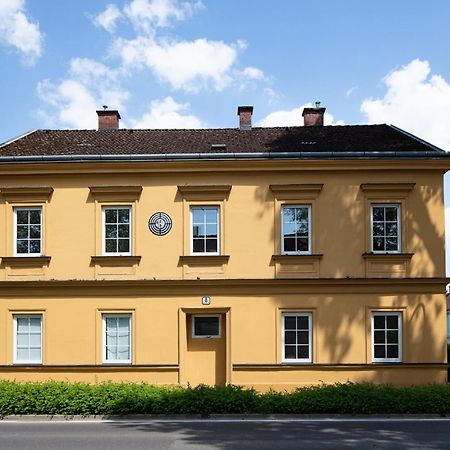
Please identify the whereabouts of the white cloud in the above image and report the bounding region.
[130,96,203,128]
[93,4,122,33]
[37,58,129,129]
[361,59,450,151]
[124,0,203,33]
[346,86,358,97]
[257,103,344,127]
[0,0,43,64]
[242,66,265,81]
[114,36,239,92]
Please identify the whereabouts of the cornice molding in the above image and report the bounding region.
[89,186,142,201]
[269,184,323,198]
[0,187,53,202]
[360,183,415,193]
[177,185,231,200]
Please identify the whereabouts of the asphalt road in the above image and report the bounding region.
[0,418,449,449]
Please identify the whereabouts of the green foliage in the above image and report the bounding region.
[0,381,450,416]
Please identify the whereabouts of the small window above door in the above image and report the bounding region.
[192,315,221,338]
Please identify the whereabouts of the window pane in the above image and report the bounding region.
[105,209,117,223]
[17,334,28,346]
[118,239,130,253]
[205,208,218,223]
[285,345,296,359]
[29,334,41,347]
[29,225,40,239]
[16,210,28,224]
[193,238,205,253]
[205,239,217,253]
[372,223,384,237]
[29,210,41,224]
[373,316,385,329]
[284,317,296,330]
[118,209,130,224]
[105,225,117,238]
[283,237,295,252]
[385,207,398,221]
[374,345,386,359]
[373,237,384,251]
[372,207,384,221]
[296,238,309,252]
[194,316,220,336]
[105,239,117,253]
[386,238,398,251]
[16,240,28,254]
[387,330,398,344]
[282,207,296,222]
[29,348,41,361]
[285,331,296,344]
[29,240,41,254]
[206,224,217,238]
[297,223,308,237]
[386,316,399,329]
[29,318,41,332]
[386,223,398,237]
[193,224,204,238]
[297,346,309,359]
[17,318,29,332]
[118,317,130,331]
[296,208,308,222]
[118,224,129,238]
[16,348,29,361]
[118,348,130,359]
[17,226,28,239]
[387,345,399,358]
[297,331,309,345]
[374,330,385,344]
[192,208,204,224]
[297,316,309,329]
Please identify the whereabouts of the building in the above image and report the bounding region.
[0,105,448,390]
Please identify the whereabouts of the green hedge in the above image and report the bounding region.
[0,381,449,416]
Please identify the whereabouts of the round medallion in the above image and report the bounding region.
[148,212,172,236]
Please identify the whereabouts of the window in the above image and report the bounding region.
[282,312,312,363]
[192,315,221,338]
[103,314,131,364]
[103,206,131,256]
[191,206,220,255]
[281,205,311,254]
[14,207,42,256]
[371,205,400,253]
[372,312,402,362]
[14,315,42,364]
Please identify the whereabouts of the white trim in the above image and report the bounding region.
[102,206,132,256]
[371,311,402,363]
[281,312,312,363]
[13,206,43,257]
[102,314,132,364]
[370,204,401,253]
[13,314,42,365]
[190,206,220,256]
[0,129,37,149]
[281,205,312,255]
[192,314,221,339]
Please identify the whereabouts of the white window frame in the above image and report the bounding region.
[13,314,42,365]
[281,312,312,363]
[192,314,221,339]
[370,204,401,254]
[102,314,132,364]
[281,205,312,255]
[102,206,132,256]
[13,206,43,257]
[190,206,220,256]
[371,311,402,363]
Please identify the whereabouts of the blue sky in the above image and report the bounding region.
[1,0,450,269]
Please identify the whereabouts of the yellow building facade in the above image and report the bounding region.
[0,106,448,390]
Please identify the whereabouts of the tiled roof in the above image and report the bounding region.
[0,124,446,158]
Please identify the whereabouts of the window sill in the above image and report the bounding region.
[179,255,230,279]
[91,256,141,264]
[362,252,413,259]
[272,254,322,279]
[1,256,51,266]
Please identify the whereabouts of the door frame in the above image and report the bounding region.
[178,307,231,386]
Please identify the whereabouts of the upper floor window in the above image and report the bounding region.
[103,206,131,256]
[191,206,220,255]
[372,312,402,363]
[281,205,311,254]
[14,315,42,364]
[371,204,400,253]
[282,312,312,363]
[14,207,42,256]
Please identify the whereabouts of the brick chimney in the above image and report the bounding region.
[302,102,326,126]
[237,106,253,130]
[96,108,121,130]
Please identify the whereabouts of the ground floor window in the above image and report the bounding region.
[103,314,131,364]
[14,315,42,364]
[282,312,312,363]
[372,311,402,363]
[192,315,221,338]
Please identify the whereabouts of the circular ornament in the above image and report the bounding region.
[148,212,172,236]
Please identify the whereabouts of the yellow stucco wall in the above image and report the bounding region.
[0,158,446,389]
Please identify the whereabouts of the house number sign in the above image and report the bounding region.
[148,212,172,236]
